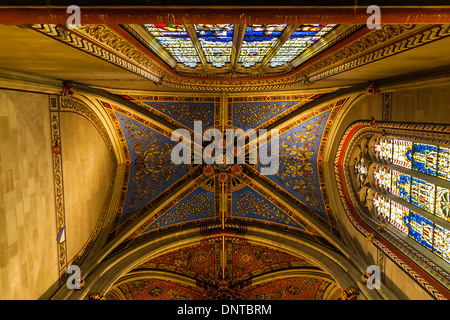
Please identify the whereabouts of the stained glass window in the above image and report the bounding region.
[145,24,200,67]
[436,186,450,222]
[194,24,234,68]
[438,147,450,181]
[239,24,287,68]
[412,143,438,176]
[373,193,390,219]
[434,224,450,263]
[368,135,450,264]
[373,165,391,192]
[390,201,410,234]
[411,177,436,214]
[391,169,411,202]
[409,211,433,250]
[392,139,413,169]
[269,24,336,67]
[374,137,392,162]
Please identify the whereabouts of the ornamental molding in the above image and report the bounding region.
[30,24,450,91]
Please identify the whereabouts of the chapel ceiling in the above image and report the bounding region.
[1,7,450,299]
[102,93,345,256]
[106,238,339,300]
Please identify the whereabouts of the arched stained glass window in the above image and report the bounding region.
[368,134,450,263]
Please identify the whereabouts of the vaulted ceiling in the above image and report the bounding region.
[2,5,450,299]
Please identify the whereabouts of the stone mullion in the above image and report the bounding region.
[184,24,208,71]
[231,24,246,70]
[259,24,300,70]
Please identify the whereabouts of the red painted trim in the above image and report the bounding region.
[1,7,450,24]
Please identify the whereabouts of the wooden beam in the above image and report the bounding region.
[259,24,300,70]
[231,24,246,70]
[184,24,208,71]
[2,7,450,24]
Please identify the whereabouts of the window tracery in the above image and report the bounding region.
[352,132,450,264]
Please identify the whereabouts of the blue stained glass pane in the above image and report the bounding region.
[195,24,234,68]
[438,146,450,181]
[391,169,411,202]
[434,224,450,263]
[411,177,435,213]
[409,211,433,250]
[269,24,336,67]
[240,24,286,67]
[145,24,199,68]
[412,143,438,176]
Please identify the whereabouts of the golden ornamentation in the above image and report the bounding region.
[89,292,106,300]
[367,81,381,96]
[340,287,360,300]
[366,233,376,243]
[61,81,75,97]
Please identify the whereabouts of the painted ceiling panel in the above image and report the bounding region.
[122,95,219,131]
[258,110,332,219]
[232,100,301,131]
[144,187,215,232]
[230,94,321,131]
[116,279,204,300]
[143,101,215,130]
[116,112,189,222]
[243,277,331,300]
[138,243,219,285]
[109,238,327,300]
[232,186,304,229]
[135,239,317,286]
[103,95,344,247]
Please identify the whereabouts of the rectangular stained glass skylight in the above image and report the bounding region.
[239,24,287,68]
[145,24,200,68]
[194,24,234,68]
[269,24,336,67]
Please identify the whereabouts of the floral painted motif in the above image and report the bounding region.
[233,187,302,228]
[267,111,330,217]
[117,113,188,220]
[147,189,215,230]
[145,102,215,129]
[233,101,297,130]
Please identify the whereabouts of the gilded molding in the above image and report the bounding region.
[30,24,450,91]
